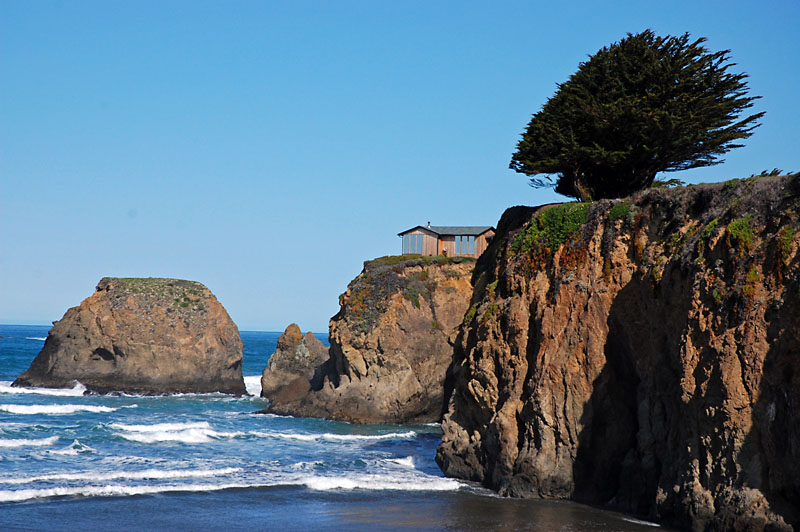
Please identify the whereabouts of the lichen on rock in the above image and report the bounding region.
[13,277,245,395]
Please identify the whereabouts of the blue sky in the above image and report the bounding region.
[2,1,798,332]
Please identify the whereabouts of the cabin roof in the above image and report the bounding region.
[397,225,494,237]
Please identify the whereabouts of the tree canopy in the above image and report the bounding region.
[509,30,764,201]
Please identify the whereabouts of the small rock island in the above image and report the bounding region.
[13,277,246,394]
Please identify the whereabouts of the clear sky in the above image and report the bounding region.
[2,1,798,332]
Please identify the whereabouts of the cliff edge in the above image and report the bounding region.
[14,277,245,394]
[436,174,800,531]
[266,256,474,423]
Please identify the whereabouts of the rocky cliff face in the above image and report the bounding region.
[436,175,800,531]
[267,256,474,423]
[261,323,328,405]
[14,278,245,394]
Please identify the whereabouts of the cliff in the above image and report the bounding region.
[266,255,474,423]
[261,324,328,404]
[436,174,800,531]
[14,277,245,394]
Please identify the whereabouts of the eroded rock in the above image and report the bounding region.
[267,256,474,423]
[261,324,328,405]
[437,175,800,531]
[13,277,245,394]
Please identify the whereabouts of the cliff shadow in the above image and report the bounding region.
[572,266,693,518]
[739,270,800,529]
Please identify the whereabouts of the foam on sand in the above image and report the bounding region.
[0,467,241,485]
[0,481,257,503]
[298,472,462,492]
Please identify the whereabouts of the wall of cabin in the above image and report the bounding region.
[401,229,495,258]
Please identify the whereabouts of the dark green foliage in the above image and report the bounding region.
[510,30,763,201]
[696,218,719,260]
[608,201,632,223]
[463,304,478,326]
[777,226,795,264]
[727,215,755,256]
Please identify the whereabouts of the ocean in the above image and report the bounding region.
[0,324,667,531]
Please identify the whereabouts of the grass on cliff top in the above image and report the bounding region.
[511,202,589,257]
[102,278,210,305]
[365,254,475,269]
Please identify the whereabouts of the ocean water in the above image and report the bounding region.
[0,324,667,531]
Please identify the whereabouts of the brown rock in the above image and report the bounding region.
[437,175,800,531]
[13,277,245,394]
[261,324,329,405]
[267,256,474,423]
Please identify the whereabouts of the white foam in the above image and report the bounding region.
[0,467,241,485]
[111,421,242,444]
[0,381,86,397]
[0,404,117,415]
[622,517,661,527]
[0,436,59,448]
[111,422,211,433]
[25,337,47,341]
[251,430,418,443]
[298,473,461,492]
[244,376,262,396]
[48,439,95,456]
[385,456,415,468]
[0,481,257,503]
[290,460,324,470]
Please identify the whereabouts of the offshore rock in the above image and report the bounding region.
[436,175,800,531]
[261,324,328,405]
[268,256,474,423]
[13,278,245,394]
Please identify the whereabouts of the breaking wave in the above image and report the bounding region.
[0,404,119,415]
[0,436,59,448]
[0,381,86,397]
[110,422,242,444]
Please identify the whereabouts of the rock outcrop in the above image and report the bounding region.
[266,256,474,423]
[436,174,800,531]
[261,324,328,405]
[13,278,245,394]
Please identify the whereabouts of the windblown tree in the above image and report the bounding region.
[510,30,764,201]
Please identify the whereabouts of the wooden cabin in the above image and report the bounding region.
[397,223,495,258]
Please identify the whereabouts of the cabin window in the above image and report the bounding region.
[454,235,475,255]
[403,234,422,254]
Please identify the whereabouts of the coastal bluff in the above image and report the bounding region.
[263,256,474,423]
[13,277,245,394]
[435,174,800,531]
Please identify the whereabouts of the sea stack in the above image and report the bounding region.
[13,277,246,394]
[261,323,329,405]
